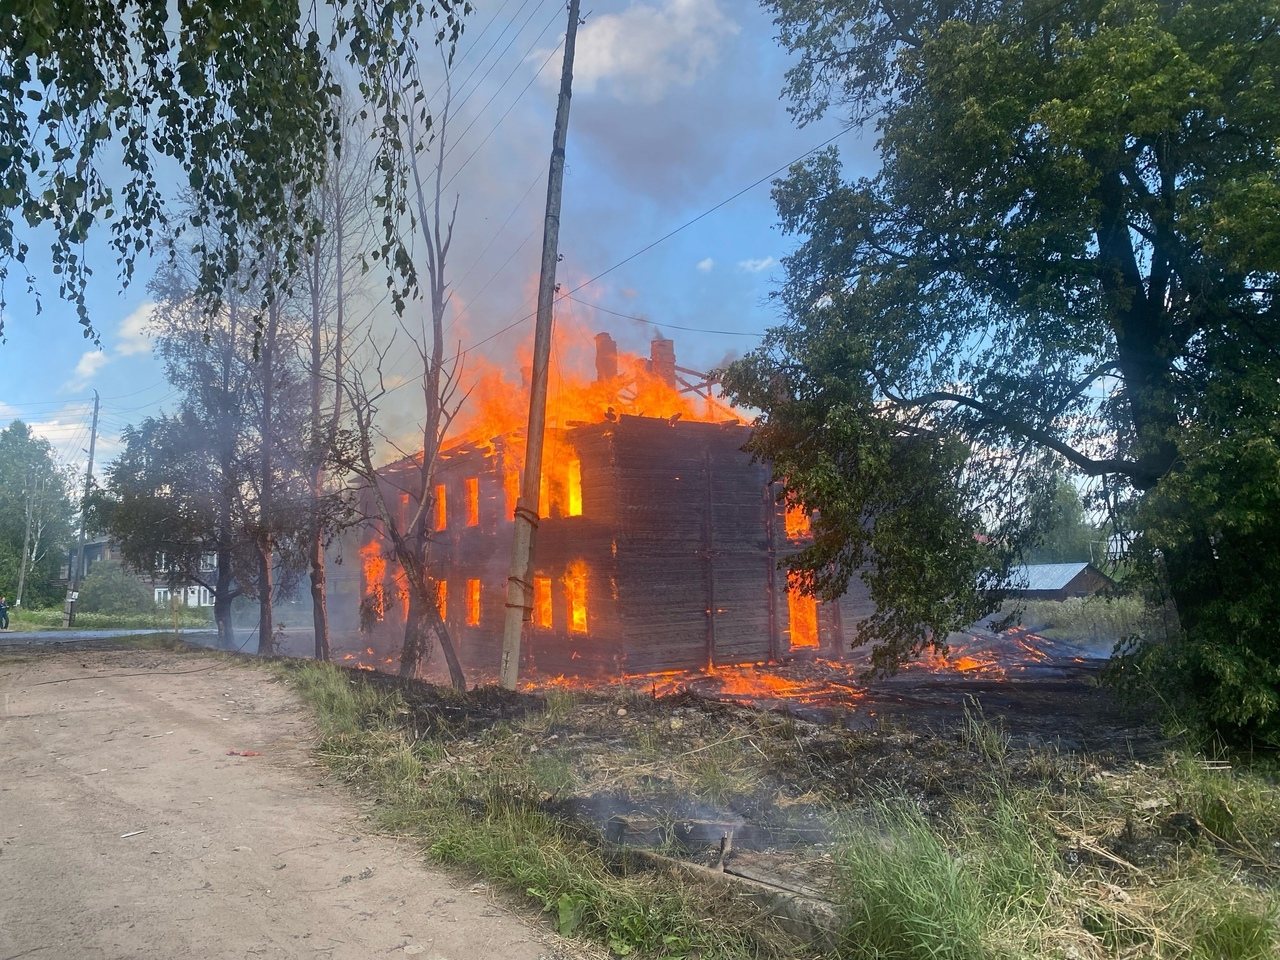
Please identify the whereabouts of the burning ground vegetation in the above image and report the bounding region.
[277,642,1280,960]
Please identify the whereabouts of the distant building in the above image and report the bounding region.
[59,537,216,607]
[1006,562,1116,601]
[1105,531,1135,561]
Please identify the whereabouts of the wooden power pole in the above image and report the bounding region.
[500,0,582,690]
[64,388,99,626]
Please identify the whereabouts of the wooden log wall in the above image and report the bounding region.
[328,416,873,679]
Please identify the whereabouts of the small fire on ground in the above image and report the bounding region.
[517,627,1078,709]
[334,627,1085,707]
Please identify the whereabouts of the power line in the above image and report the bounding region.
[442,3,563,169]
[563,126,851,296]
[449,125,852,363]
[441,35,564,194]
[446,0,557,129]
[0,395,94,408]
[566,296,766,339]
[426,0,516,102]
[452,168,544,293]
[437,0,543,114]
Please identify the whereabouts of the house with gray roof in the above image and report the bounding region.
[1006,562,1115,601]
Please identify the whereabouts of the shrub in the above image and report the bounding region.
[77,559,156,614]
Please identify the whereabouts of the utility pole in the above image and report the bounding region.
[499,0,581,690]
[63,389,99,626]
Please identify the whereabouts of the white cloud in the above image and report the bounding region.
[696,257,715,273]
[737,256,775,274]
[115,300,156,356]
[551,0,740,104]
[63,350,109,392]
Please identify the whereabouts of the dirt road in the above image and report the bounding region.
[0,646,570,960]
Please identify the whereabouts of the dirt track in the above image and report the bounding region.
[0,646,571,960]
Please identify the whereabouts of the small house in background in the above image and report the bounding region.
[1007,562,1116,601]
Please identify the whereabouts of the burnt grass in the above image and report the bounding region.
[330,657,1248,887]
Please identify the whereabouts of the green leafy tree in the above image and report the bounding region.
[77,558,154,614]
[100,258,314,651]
[0,0,469,339]
[723,0,1280,742]
[0,420,75,607]
[1025,475,1097,565]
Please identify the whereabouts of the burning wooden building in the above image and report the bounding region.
[334,333,873,679]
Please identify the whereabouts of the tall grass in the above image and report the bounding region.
[9,605,213,631]
[283,661,796,960]
[1011,595,1151,646]
[833,797,1053,960]
[279,661,1280,960]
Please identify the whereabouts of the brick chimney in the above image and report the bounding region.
[650,337,676,387]
[595,332,618,382]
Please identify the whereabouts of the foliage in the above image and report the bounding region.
[0,0,470,340]
[76,558,154,614]
[0,419,75,607]
[10,604,210,630]
[726,0,1280,740]
[98,264,320,650]
[1025,474,1098,564]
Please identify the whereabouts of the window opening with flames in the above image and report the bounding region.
[465,477,480,526]
[534,576,553,628]
[466,579,482,626]
[360,541,388,625]
[433,484,447,531]
[787,579,820,649]
[785,503,812,540]
[564,561,588,635]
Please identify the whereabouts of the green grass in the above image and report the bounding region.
[275,660,1280,960]
[8,605,213,631]
[833,797,1054,960]
[1008,595,1154,646]
[831,788,1279,960]
[281,661,800,960]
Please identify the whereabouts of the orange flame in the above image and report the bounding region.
[444,319,743,520]
[784,504,811,540]
[564,560,588,634]
[360,541,387,622]
[786,578,819,649]
[533,576,553,628]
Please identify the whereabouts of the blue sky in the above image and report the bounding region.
[0,0,879,479]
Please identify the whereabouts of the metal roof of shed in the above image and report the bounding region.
[1008,562,1092,592]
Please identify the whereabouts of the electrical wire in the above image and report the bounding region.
[439,125,854,366]
[442,3,563,167]
[441,34,564,194]
[566,296,766,339]
[445,0,557,130]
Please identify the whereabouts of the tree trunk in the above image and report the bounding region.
[430,604,465,690]
[310,531,331,661]
[256,299,280,657]
[395,546,465,689]
[214,554,236,651]
[257,543,274,655]
[16,474,34,606]
[399,586,430,678]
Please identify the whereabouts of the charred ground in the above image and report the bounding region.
[282,651,1279,959]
